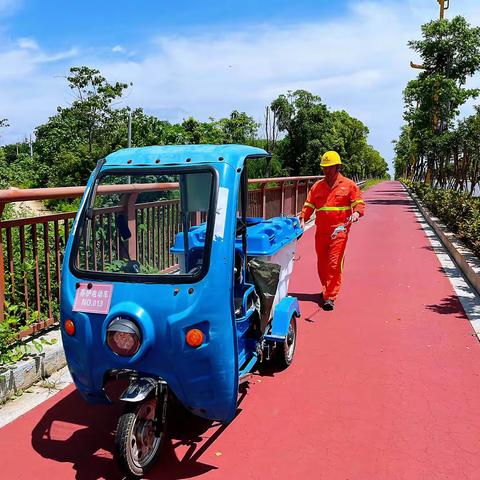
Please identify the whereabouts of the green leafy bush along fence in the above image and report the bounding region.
[403,179,480,257]
[0,176,319,364]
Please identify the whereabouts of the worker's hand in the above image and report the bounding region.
[299,217,305,229]
[348,212,360,223]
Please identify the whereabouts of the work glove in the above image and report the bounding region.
[348,212,360,223]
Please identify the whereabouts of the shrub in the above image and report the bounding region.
[402,180,480,257]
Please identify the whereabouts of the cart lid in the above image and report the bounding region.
[171,217,303,257]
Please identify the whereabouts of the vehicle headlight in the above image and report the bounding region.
[106,317,142,357]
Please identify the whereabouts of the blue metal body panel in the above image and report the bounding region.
[264,296,300,342]
[104,144,267,170]
[61,145,269,423]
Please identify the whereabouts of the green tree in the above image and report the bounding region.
[0,118,9,147]
[34,66,131,186]
[65,66,130,154]
[270,90,332,175]
[181,117,223,144]
[0,119,7,181]
[0,147,8,185]
[400,16,480,188]
[271,90,387,178]
[393,126,413,179]
[454,107,480,194]
[217,110,259,144]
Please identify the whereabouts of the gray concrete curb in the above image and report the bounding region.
[406,187,480,296]
[0,328,66,404]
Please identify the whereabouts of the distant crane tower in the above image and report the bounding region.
[438,0,450,19]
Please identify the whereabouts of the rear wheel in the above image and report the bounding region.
[115,398,166,478]
[274,314,297,369]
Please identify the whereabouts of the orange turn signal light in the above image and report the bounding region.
[64,319,76,336]
[186,328,204,348]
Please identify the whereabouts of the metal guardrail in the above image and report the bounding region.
[0,176,322,334]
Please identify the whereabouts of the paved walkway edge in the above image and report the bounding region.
[405,186,480,295]
[0,329,66,404]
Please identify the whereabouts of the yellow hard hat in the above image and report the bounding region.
[320,151,342,167]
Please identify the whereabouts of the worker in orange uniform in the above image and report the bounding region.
[299,151,365,311]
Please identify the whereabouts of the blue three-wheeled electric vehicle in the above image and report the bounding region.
[61,145,302,477]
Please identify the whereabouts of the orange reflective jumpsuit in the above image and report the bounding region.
[300,174,365,301]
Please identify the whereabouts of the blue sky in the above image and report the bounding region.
[1,0,480,176]
[10,1,350,46]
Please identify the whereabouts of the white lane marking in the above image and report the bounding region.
[412,209,480,332]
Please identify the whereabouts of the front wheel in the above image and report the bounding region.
[274,314,297,369]
[115,398,166,478]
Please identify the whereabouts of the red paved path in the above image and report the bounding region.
[2,181,480,479]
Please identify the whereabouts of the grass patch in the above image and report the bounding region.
[360,178,387,190]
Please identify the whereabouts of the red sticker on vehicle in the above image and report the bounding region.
[72,283,114,314]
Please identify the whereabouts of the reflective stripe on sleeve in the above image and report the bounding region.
[304,201,316,209]
[351,200,365,207]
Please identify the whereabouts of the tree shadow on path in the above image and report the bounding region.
[426,294,467,320]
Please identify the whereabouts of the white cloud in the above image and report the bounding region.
[0,36,81,142]
[33,47,80,64]
[112,45,126,53]
[1,0,480,176]
[17,37,38,50]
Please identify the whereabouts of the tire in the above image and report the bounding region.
[274,314,297,369]
[115,398,166,478]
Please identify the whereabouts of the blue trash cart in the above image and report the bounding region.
[60,145,302,477]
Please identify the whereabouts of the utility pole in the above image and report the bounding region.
[29,134,33,158]
[127,111,132,148]
[127,110,132,184]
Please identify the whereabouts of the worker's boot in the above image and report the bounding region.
[322,299,335,311]
[318,292,325,306]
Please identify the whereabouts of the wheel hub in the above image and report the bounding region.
[130,400,160,468]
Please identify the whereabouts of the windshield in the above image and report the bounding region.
[72,168,216,280]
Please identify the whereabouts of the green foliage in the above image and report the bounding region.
[270,90,332,175]
[395,16,480,191]
[0,147,8,186]
[33,67,131,187]
[217,110,259,144]
[403,179,480,256]
[0,294,58,365]
[408,17,480,83]
[270,90,388,178]
[2,67,385,190]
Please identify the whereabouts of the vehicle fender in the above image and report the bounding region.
[119,377,159,403]
[264,296,300,342]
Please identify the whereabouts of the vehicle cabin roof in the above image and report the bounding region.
[104,145,269,170]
